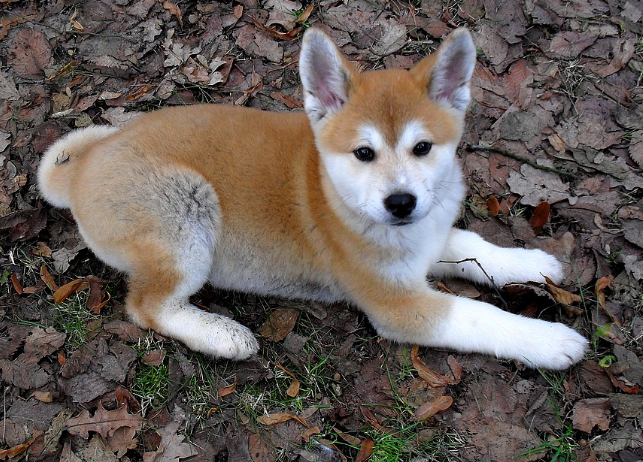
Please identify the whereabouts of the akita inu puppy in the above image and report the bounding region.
[38,28,587,369]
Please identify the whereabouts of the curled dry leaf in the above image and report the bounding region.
[217,378,237,398]
[414,395,454,421]
[53,278,84,304]
[411,345,451,387]
[545,277,582,307]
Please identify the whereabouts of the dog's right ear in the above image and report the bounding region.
[299,28,355,126]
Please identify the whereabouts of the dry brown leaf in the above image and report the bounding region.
[414,395,454,421]
[217,379,237,398]
[447,355,462,383]
[572,398,611,433]
[53,278,84,304]
[411,345,451,387]
[545,281,581,306]
[295,4,314,24]
[334,427,361,446]
[142,420,195,462]
[40,265,58,291]
[31,391,53,402]
[0,434,38,459]
[66,403,143,440]
[286,378,300,397]
[162,1,183,27]
[486,196,500,217]
[355,439,374,462]
[33,241,52,258]
[256,412,309,427]
[548,133,567,153]
[142,349,166,367]
[301,425,321,442]
[595,275,614,309]
[258,308,298,341]
[529,202,550,235]
[11,273,23,294]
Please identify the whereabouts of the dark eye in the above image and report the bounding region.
[413,141,432,156]
[354,147,375,162]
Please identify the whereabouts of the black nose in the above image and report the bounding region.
[384,193,417,218]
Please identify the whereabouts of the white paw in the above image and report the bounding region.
[501,248,564,285]
[157,307,260,360]
[515,321,587,370]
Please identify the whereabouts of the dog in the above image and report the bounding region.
[38,27,587,369]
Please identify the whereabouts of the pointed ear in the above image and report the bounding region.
[299,28,355,125]
[412,28,476,113]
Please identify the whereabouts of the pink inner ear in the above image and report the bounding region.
[319,86,345,109]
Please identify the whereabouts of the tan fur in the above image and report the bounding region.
[38,28,587,368]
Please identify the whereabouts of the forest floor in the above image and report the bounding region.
[1,0,643,461]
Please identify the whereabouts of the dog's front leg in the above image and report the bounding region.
[355,284,586,369]
[430,228,564,286]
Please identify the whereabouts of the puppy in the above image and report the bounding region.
[38,28,587,369]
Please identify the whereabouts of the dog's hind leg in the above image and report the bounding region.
[77,167,259,360]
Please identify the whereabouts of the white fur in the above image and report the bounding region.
[432,229,565,285]
[38,125,119,208]
[430,297,587,369]
[143,300,259,360]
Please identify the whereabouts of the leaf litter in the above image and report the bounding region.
[1,0,643,461]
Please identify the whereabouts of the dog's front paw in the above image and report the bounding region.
[529,248,564,284]
[157,308,260,360]
[518,322,587,370]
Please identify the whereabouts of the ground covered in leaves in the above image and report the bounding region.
[1,0,643,461]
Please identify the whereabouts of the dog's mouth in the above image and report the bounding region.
[391,220,413,227]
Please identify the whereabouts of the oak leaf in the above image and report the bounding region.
[66,403,143,440]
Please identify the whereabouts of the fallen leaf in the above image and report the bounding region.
[411,345,451,387]
[256,412,309,427]
[217,379,237,398]
[529,202,550,234]
[258,309,298,341]
[31,391,53,403]
[7,28,52,78]
[286,378,300,397]
[545,279,582,306]
[301,425,321,442]
[571,398,611,433]
[414,395,454,421]
[66,403,143,440]
[11,273,23,294]
[487,196,500,216]
[53,278,84,304]
[162,1,183,27]
[595,275,614,309]
[142,349,166,367]
[40,265,58,291]
[0,435,38,459]
[355,439,374,462]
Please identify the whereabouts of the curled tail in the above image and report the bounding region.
[38,125,118,209]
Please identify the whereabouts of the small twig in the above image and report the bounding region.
[466,144,578,180]
[438,257,508,310]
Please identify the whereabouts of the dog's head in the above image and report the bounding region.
[299,28,476,227]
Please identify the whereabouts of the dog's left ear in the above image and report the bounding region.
[412,28,476,113]
[299,28,356,126]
